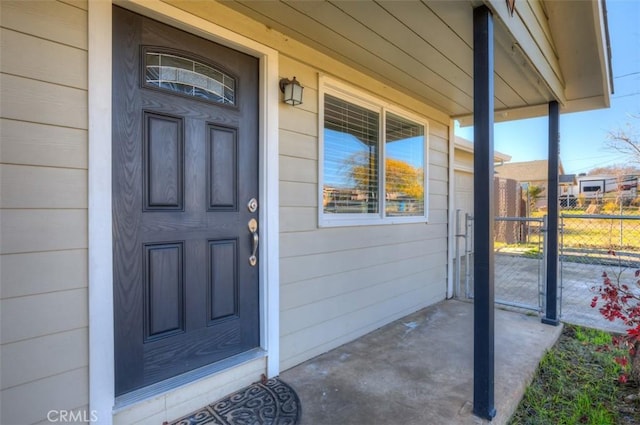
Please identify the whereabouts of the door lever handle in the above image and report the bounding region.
[248,218,259,266]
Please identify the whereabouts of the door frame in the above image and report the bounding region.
[88,1,280,421]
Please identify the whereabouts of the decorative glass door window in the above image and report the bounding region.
[144,51,236,105]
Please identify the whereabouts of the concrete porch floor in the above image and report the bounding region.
[281,299,563,425]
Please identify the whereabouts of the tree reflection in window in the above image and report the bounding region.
[385,113,424,217]
[322,94,425,218]
[323,95,379,214]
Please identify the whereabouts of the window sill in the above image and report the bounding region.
[319,215,429,228]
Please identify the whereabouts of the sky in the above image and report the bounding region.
[454,0,640,175]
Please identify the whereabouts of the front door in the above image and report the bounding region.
[112,7,260,396]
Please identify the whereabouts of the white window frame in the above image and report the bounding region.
[318,75,430,227]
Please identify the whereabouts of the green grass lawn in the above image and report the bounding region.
[495,213,640,253]
[559,209,640,217]
[509,324,640,425]
[560,216,640,251]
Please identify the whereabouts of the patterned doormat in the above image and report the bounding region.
[168,377,301,425]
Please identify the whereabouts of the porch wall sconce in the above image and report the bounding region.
[279,77,304,106]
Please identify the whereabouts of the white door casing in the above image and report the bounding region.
[88,0,280,420]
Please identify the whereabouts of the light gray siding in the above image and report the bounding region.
[0,1,89,424]
[154,0,451,375]
[277,57,449,370]
[1,1,452,423]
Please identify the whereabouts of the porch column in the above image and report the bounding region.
[542,101,561,326]
[473,5,496,421]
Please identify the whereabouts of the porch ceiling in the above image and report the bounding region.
[223,0,611,123]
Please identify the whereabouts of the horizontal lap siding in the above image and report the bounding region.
[1,1,452,422]
[454,147,475,221]
[278,57,449,371]
[0,1,89,424]
[154,2,451,375]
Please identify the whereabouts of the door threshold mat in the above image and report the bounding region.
[167,377,301,425]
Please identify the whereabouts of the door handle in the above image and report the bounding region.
[248,218,259,266]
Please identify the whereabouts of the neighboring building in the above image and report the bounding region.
[454,137,521,244]
[559,174,578,207]
[453,136,512,224]
[495,159,566,210]
[0,1,612,424]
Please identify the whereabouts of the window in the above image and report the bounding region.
[320,78,428,226]
[323,94,380,215]
[144,50,236,105]
[385,113,425,217]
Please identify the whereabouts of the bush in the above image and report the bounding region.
[591,251,640,383]
[603,201,620,214]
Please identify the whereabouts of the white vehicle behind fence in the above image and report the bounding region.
[564,174,638,205]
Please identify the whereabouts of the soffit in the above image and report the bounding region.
[224,0,610,122]
[544,0,612,105]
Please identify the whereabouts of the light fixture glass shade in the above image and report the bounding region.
[281,77,304,106]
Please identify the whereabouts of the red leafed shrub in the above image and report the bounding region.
[591,250,640,383]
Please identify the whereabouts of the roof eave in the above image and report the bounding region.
[457,0,612,126]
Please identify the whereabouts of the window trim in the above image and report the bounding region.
[318,75,430,227]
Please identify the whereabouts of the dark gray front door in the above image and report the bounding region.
[112,6,260,396]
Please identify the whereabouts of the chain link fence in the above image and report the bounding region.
[454,209,640,331]
[559,192,639,213]
[560,213,640,332]
[454,213,545,313]
[494,216,545,312]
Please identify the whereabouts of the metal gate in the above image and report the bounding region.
[454,211,546,313]
[454,210,640,328]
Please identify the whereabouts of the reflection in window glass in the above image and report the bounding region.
[385,113,424,217]
[145,52,235,105]
[323,94,379,214]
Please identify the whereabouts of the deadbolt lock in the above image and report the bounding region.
[248,198,258,213]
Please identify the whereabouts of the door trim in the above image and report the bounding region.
[88,1,280,421]
[447,121,455,299]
